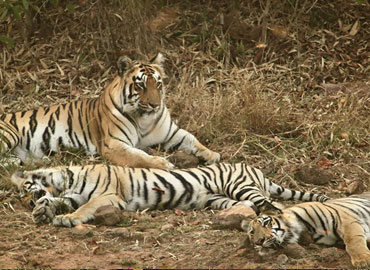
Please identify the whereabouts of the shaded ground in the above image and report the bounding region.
[0,0,369,268]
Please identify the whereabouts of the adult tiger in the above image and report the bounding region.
[0,53,220,169]
[11,162,328,227]
[246,197,370,268]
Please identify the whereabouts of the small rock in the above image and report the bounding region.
[276,253,289,264]
[282,243,306,258]
[298,231,314,246]
[72,224,94,236]
[94,205,122,226]
[294,166,332,185]
[105,227,131,237]
[161,223,174,231]
[213,204,257,230]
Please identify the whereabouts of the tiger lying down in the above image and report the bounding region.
[246,198,370,268]
[12,162,328,228]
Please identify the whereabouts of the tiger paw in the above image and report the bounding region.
[32,197,57,224]
[351,251,370,268]
[201,150,221,165]
[151,156,175,170]
[53,214,85,227]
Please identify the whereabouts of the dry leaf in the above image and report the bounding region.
[349,20,360,36]
[317,157,332,169]
[256,43,267,48]
[338,132,349,140]
[174,209,186,216]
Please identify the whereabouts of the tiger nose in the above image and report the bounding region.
[149,102,159,108]
[255,237,265,246]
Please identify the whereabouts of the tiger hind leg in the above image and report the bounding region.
[53,194,126,227]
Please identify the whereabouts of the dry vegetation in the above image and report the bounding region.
[0,0,369,268]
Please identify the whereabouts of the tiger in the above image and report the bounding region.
[246,197,370,268]
[11,162,328,228]
[0,53,220,169]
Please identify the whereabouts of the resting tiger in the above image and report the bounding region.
[0,53,219,169]
[246,197,370,268]
[11,162,328,227]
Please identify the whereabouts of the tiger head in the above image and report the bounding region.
[11,167,67,200]
[115,53,166,114]
[246,214,290,255]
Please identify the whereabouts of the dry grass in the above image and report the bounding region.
[0,0,369,192]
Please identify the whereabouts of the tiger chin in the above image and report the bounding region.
[246,198,370,268]
[11,162,328,228]
[0,53,220,169]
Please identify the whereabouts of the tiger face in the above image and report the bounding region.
[247,215,286,255]
[121,53,165,114]
[11,168,66,198]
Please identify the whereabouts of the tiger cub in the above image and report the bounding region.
[246,197,370,268]
[0,53,219,169]
[11,162,328,227]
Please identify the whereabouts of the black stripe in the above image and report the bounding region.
[154,172,176,209]
[141,170,149,203]
[10,113,19,131]
[169,171,194,205]
[87,172,101,200]
[67,104,75,146]
[291,209,317,234]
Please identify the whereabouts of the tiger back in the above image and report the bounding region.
[0,53,220,169]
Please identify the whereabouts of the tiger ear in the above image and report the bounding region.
[150,52,165,67]
[257,215,273,227]
[117,55,133,76]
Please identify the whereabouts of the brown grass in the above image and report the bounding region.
[0,0,369,191]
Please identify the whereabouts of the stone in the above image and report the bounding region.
[277,254,289,264]
[282,243,306,258]
[105,227,131,237]
[94,205,122,226]
[71,224,94,237]
[213,204,257,230]
[168,151,199,168]
[160,223,174,231]
[294,166,332,185]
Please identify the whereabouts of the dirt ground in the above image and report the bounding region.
[0,194,354,269]
[0,0,369,269]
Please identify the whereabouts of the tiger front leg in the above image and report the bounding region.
[32,197,74,224]
[102,140,174,169]
[53,194,125,227]
[164,129,220,165]
[340,221,370,268]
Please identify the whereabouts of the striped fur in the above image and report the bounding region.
[246,198,370,267]
[11,162,328,227]
[0,53,219,169]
